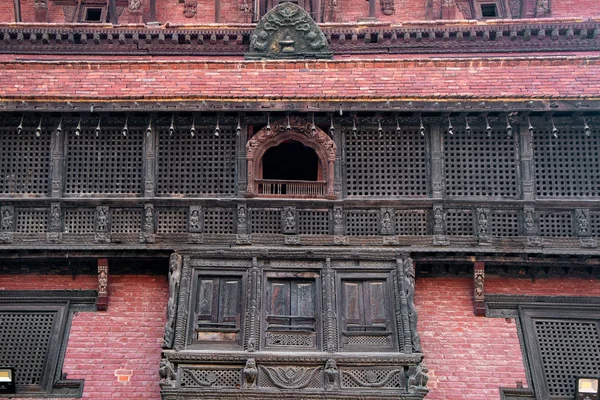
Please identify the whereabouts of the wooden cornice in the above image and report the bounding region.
[0,19,599,56]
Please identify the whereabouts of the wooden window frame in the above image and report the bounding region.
[337,272,397,352]
[0,290,96,398]
[262,271,321,351]
[187,270,245,349]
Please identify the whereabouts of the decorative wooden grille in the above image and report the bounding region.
[534,126,600,197]
[395,210,427,236]
[0,127,51,195]
[345,210,379,236]
[111,208,141,234]
[539,212,573,237]
[157,208,188,234]
[157,128,236,196]
[65,128,143,195]
[344,128,427,197]
[15,209,48,233]
[64,209,95,234]
[444,127,519,198]
[250,209,280,234]
[180,368,241,388]
[258,367,323,389]
[340,368,404,389]
[491,210,519,237]
[204,208,234,234]
[592,212,600,237]
[446,209,473,236]
[298,210,330,235]
[534,319,600,398]
[0,311,55,386]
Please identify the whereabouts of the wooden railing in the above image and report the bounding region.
[256,179,326,197]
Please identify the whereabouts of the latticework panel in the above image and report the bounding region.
[111,208,141,234]
[340,368,404,389]
[64,209,95,234]
[395,210,427,236]
[345,334,391,346]
[534,319,600,398]
[180,368,241,388]
[250,209,280,234]
[65,128,143,195]
[0,311,55,386]
[157,128,236,196]
[15,209,48,233]
[265,332,315,347]
[345,210,379,236]
[592,212,600,237]
[446,210,473,236]
[204,208,234,234]
[535,126,600,197]
[0,127,51,195]
[539,212,573,237]
[345,128,427,197]
[444,127,519,198]
[298,210,330,235]
[157,209,188,234]
[491,210,520,237]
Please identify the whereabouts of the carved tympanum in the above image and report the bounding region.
[246,2,332,59]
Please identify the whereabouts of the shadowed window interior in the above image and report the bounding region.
[262,141,318,181]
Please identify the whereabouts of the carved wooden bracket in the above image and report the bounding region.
[473,261,485,316]
[97,258,109,311]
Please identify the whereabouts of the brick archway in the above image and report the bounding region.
[246,116,336,198]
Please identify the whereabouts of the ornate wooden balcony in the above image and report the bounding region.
[256,179,326,197]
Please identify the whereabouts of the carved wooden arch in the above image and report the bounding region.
[246,116,336,198]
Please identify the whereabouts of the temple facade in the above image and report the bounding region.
[1,1,600,400]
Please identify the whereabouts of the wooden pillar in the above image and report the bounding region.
[13,0,21,23]
[473,262,485,316]
[332,123,342,198]
[236,116,248,197]
[215,0,221,22]
[143,115,156,198]
[108,0,118,24]
[520,117,535,202]
[368,0,376,18]
[149,0,157,22]
[430,120,444,199]
[50,120,65,198]
[97,259,109,311]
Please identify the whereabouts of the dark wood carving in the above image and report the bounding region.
[404,258,421,353]
[97,258,109,311]
[473,261,485,316]
[163,253,182,349]
[245,2,332,59]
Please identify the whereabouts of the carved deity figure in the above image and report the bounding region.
[323,359,339,390]
[334,208,343,225]
[1,209,12,230]
[404,258,422,352]
[576,210,589,236]
[128,0,142,11]
[97,208,108,232]
[144,205,154,231]
[238,206,247,224]
[50,204,61,230]
[163,253,182,349]
[408,363,429,391]
[381,211,392,233]
[189,209,200,230]
[243,359,257,388]
[474,273,484,299]
[478,211,488,235]
[381,0,394,15]
[285,210,295,231]
[524,210,535,233]
[98,269,108,296]
[184,0,198,18]
[34,0,48,9]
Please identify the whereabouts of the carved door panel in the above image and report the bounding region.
[195,277,241,343]
[267,279,315,330]
[342,280,387,332]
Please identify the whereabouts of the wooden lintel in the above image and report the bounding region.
[97,258,109,311]
[474,261,485,317]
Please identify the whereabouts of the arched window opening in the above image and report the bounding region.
[262,141,320,181]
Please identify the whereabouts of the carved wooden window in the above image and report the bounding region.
[190,274,243,348]
[344,127,427,197]
[444,124,519,198]
[519,307,600,400]
[339,276,395,351]
[0,124,51,196]
[0,290,95,396]
[263,275,319,350]
[534,125,600,198]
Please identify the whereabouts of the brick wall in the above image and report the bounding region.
[552,0,600,18]
[0,273,167,400]
[416,277,527,400]
[417,276,600,400]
